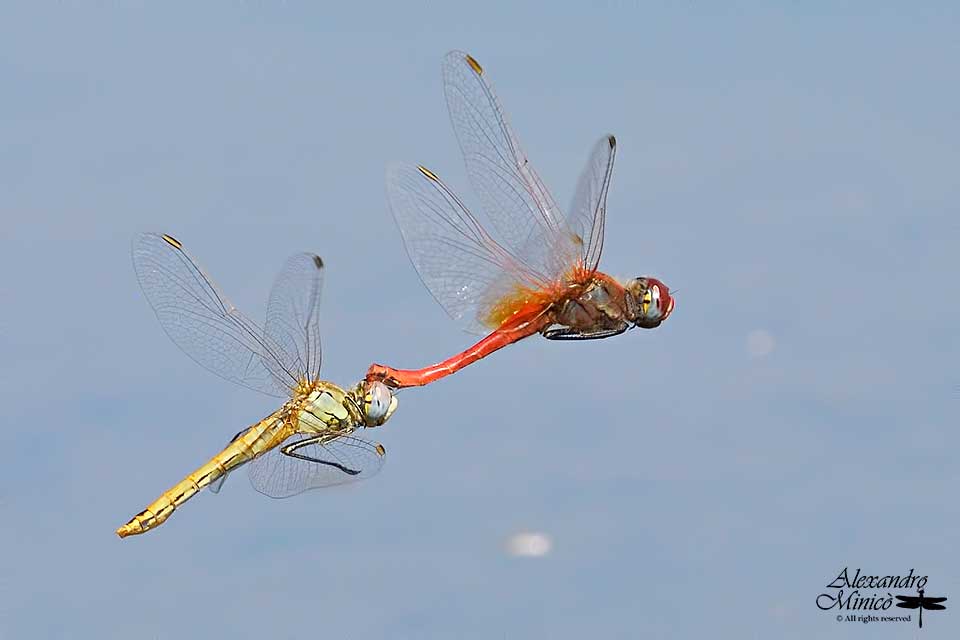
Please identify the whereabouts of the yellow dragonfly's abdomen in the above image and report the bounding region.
[115,410,292,538]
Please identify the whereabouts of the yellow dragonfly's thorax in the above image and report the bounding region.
[293,380,363,435]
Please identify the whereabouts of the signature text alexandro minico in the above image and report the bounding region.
[817,568,927,611]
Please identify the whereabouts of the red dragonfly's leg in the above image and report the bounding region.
[367,315,546,388]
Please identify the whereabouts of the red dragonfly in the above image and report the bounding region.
[367,51,674,389]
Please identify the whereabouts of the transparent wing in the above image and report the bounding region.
[247,433,385,499]
[442,50,579,281]
[208,474,227,494]
[132,233,300,397]
[567,135,616,274]
[264,253,325,386]
[208,430,245,494]
[387,162,545,334]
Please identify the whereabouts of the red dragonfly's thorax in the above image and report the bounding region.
[483,270,630,332]
[551,274,631,332]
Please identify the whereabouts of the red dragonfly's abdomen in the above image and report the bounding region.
[367,302,554,388]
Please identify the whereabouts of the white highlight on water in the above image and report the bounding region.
[505,531,553,557]
[746,329,775,358]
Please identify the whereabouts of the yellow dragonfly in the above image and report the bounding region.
[116,233,398,538]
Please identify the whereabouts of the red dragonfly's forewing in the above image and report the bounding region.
[444,50,618,278]
[387,51,616,333]
[442,51,571,267]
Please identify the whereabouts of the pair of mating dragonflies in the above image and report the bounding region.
[117,51,676,538]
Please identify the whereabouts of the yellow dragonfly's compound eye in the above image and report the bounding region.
[364,381,395,426]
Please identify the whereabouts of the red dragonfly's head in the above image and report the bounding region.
[624,277,675,329]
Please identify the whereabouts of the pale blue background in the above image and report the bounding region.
[1,3,958,638]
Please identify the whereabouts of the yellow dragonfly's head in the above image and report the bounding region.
[361,380,398,427]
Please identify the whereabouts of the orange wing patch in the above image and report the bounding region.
[482,284,556,329]
[481,262,595,329]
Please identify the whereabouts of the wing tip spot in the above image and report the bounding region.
[313,255,324,269]
[465,53,483,75]
[417,165,440,182]
[608,135,616,149]
[161,234,183,250]
[375,443,386,457]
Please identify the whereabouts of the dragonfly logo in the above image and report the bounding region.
[816,568,947,630]
[895,590,948,629]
